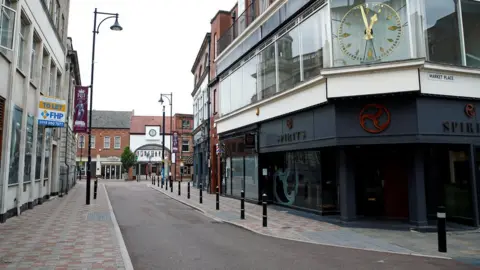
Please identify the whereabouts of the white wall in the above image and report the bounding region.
[130,134,172,154]
[420,68,480,98]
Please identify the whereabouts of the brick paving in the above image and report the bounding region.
[0,182,131,270]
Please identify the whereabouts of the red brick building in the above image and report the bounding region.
[129,113,193,181]
[76,110,133,179]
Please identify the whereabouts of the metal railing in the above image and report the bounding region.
[217,1,258,56]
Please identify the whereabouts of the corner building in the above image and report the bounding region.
[214,0,480,228]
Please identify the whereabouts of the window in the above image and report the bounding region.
[90,135,95,148]
[213,89,217,114]
[8,106,22,184]
[35,126,44,180]
[44,126,51,179]
[17,18,28,71]
[424,0,461,66]
[49,63,55,95]
[104,136,110,149]
[182,139,189,152]
[60,15,65,39]
[30,34,40,80]
[199,65,202,77]
[214,33,218,58]
[55,1,60,27]
[24,115,34,183]
[78,135,84,148]
[114,136,121,149]
[0,0,15,51]
[180,166,191,175]
[41,51,49,93]
[181,119,190,129]
[461,0,480,68]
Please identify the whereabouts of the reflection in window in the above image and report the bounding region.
[461,0,480,68]
[331,0,410,66]
[8,107,22,184]
[424,0,461,65]
[277,27,301,92]
[24,115,34,183]
[35,126,44,180]
[245,155,258,200]
[242,55,259,104]
[44,128,51,179]
[230,66,243,112]
[219,75,231,116]
[232,156,244,198]
[300,10,323,81]
[258,42,277,99]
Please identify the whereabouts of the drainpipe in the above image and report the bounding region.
[64,69,74,195]
[206,36,211,193]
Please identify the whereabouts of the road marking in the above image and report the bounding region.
[103,184,134,270]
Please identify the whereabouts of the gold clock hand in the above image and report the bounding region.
[360,6,371,40]
[368,13,378,38]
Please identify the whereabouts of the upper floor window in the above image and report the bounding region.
[214,33,218,58]
[49,63,56,96]
[182,139,189,152]
[0,0,16,51]
[17,17,28,71]
[30,33,41,80]
[104,136,110,149]
[90,135,95,148]
[78,135,85,148]
[181,119,190,129]
[114,136,121,149]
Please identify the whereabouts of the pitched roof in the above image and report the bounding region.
[130,115,173,134]
[91,110,132,129]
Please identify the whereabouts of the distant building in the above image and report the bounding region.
[76,110,133,179]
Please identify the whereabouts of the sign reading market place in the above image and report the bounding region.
[37,96,66,127]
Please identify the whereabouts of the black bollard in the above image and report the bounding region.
[199,183,203,204]
[178,180,181,196]
[262,193,267,227]
[94,179,98,200]
[161,176,163,188]
[241,190,245,220]
[170,178,173,193]
[187,181,190,199]
[437,206,447,253]
[216,186,220,210]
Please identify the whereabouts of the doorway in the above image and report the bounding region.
[354,146,409,219]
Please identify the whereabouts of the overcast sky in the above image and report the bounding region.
[68,0,237,116]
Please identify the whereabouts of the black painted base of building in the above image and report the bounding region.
[218,96,480,227]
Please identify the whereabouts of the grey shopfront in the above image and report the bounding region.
[258,96,480,227]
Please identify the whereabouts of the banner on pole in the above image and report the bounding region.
[172,132,179,153]
[73,86,89,133]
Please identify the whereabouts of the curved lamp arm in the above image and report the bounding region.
[96,15,117,33]
[161,94,172,105]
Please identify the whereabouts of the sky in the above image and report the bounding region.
[68,0,237,116]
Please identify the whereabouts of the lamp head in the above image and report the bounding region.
[110,16,123,31]
[159,96,164,104]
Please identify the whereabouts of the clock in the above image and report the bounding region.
[148,129,157,137]
[338,2,403,63]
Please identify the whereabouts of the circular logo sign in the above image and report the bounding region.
[359,104,391,134]
[148,129,157,137]
[465,104,476,118]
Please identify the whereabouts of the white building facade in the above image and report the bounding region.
[215,0,480,227]
[0,0,72,222]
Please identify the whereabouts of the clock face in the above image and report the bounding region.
[338,2,403,63]
[148,129,157,137]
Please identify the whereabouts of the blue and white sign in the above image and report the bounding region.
[37,96,66,127]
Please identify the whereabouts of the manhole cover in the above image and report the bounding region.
[281,226,291,229]
[211,221,222,224]
[87,212,112,222]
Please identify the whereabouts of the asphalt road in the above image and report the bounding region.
[106,183,476,270]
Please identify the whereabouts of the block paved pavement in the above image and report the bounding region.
[0,182,133,270]
[149,181,480,265]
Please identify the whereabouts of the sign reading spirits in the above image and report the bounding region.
[277,131,307,144]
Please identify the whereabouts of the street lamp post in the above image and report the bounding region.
[159,93,173,180]
[161,105,166,186]
[86,8,123,205]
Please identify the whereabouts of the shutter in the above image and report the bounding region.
[0,97,5,163]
